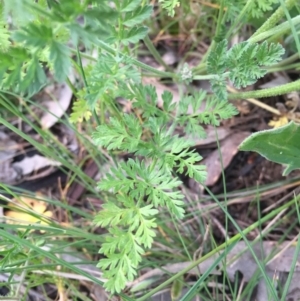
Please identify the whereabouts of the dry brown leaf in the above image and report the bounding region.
[193,126,231,147]
[142,77,180,108]
[12,154,61,176]
[40,82,73,129]
[202,131,250,186]
[0,132,21,184]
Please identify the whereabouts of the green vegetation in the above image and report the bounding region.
[1,0,300,300]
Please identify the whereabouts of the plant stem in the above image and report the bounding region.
[192,74,219,80]
[249,15,300,43]
[228,79,300,100]
[266,62,300,73]
[76,46,101,126]
[279,0,300,56]
[252,0,297,37]
[95,39,178,79]
[268,52,300,68]
[143,35,173,72]
[225,0,252,39]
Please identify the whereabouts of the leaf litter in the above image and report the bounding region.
[128,241,300,301]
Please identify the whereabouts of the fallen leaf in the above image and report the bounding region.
[40,82,73,129]
[0,132,21,184]
[193,126,231,147]
[142,77,180,109]
[5,195,53,231]
[202,131,250,186]
[12,154,61,176]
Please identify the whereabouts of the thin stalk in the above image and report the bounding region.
[214,0,225,40]
[143,35,173,72]
[252,0,297,37]
[225,0,252,39]
[76,46,101,126]
[228,79,300,100]
[279,0,300,56]
[193,74,227,80]
[249,15,300,43]
[214,125,230,301]
[192,0,227,71]
[279,197,300,300]
[95,39,178,79]
[266,62,300,73]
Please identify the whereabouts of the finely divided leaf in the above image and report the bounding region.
[159,0,180,17]
[210,77,227,100]
[0,22,11,51]
[19,57,46,95]
[49,41,71,82]
[207,39,228,74]
[92,115,142,152]
[120,0,142,12]
[13,23,52,47]
[123,5,153,27]
[227,40,284,88]
[256,41,285,65]
[208,40,285,93]
[122,26,148,45]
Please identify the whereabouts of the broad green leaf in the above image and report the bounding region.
[239,121,300,175]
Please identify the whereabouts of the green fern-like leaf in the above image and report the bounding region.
[13,23,52,47]
[123,5,153,27]
[95,202,158,293]
[121,26,148,45]
[0,22,11,51]
[98,159,185,217]
[202,97,238,125]
[207,39,285,97]
[248,0,277,19]
[70,97,92,123]
[49,41,71,82]
[207,39,228,75]
[158,0,180,17]
[92,115,143,152]
[227,40,285,88]
[120,0,142,12]
[85,54,141,109]
[98,229,144,293]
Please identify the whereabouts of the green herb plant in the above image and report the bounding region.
[0,0,298,296]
